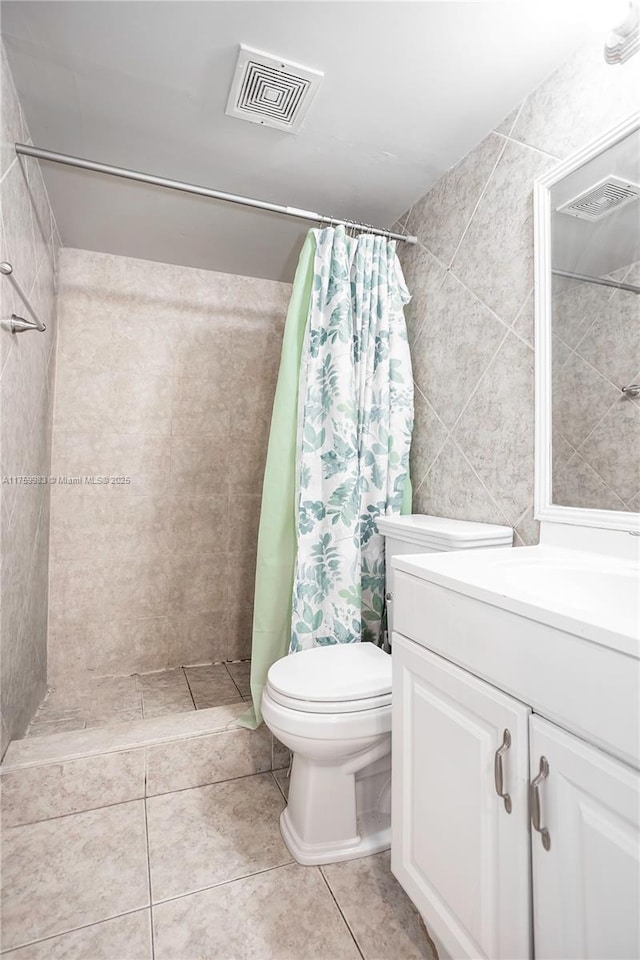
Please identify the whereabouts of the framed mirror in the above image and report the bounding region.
[534,112,640,532]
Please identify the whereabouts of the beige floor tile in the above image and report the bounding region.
[152,862,362,960]
[34,677,143,729]
[2,910,152,960]
[146,772,291,902]
[1,801,150,951]
[225,659,251,698]
[137,668,194,718]
[184,663,243,707]
[0,749,145,826]
[145,726,272,796]
[322,851,435,960]
[25,718,87,738]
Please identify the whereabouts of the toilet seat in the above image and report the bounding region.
[266,642,392,714]
[266,685,391,713]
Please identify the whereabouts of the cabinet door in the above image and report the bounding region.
[530,715,640,960]
[391,634,532,960]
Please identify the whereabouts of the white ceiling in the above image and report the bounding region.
[2,1,597,281]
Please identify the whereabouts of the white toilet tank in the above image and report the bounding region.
[376,515,513,638]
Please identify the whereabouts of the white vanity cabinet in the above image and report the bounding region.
[391,635,532,960]
[530,715,640,960]
[391,629,640,960]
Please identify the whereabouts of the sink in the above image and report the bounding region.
[487,552,639,638]
[393,544,639,656]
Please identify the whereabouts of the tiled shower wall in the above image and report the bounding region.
[0,44,60,753]
[395,37,640,545]
[49,249,290,690]
[552,265,640,512]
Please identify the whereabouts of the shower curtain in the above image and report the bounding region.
[240,225,412,728]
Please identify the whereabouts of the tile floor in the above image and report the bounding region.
[24,661,251,738]
[0,765,435,960]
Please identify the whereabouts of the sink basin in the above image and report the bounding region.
[490,554,639,633]
[393,544,640,656]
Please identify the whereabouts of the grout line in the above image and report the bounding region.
[182,666,198,710]
[0,906,150,956]
[142,792,156,958]
[149,859,296,909]
[223,661,246,701]
[447,136,508,270]
[447,328,510,439]
[2,793,145,831]
[318,866,366,960]
[450,433,515,530]
[270,769,287,802]
[493,129,561,161]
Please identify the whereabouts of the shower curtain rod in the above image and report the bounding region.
[552,268,640,295]
[15,143,417,245]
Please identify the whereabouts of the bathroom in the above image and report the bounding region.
[0,0,638,957]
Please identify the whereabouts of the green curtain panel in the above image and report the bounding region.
[239,232,316,729]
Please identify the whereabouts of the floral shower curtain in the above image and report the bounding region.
[242,225,412,728]
[290,225,413,652]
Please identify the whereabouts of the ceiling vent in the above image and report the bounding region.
[556,176,640,221]
[225,44,323,133]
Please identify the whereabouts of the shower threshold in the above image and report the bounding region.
[24,661,251,740]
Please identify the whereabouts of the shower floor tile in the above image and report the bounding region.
[24,661,250,739]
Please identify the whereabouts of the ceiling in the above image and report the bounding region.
[1,1,598,281]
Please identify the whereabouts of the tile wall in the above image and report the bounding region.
[0,43,60,754]
[552,264,640,511]
[49,249,291,689]
[394,37,640,545]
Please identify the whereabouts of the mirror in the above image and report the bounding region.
[534,115,640,531]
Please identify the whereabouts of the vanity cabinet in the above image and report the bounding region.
[530,715,640,960]
[392,633,640,960]
[391,635,532,960]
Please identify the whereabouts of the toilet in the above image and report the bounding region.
[262,514,513,866]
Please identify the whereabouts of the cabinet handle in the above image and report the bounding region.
[494,728,512,814]
[530,756,551,851]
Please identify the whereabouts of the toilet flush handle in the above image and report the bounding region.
[385,592,393,601]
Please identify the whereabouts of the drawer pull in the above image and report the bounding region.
[530,756,551,850]
[494,728,512,813]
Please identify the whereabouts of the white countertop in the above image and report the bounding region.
[392,545,640,659]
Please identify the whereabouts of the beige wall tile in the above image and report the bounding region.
[401,38,637,538]
[171,376,229,439]
[405,132,505,268]
[167,554,226,617]
[167,611,227,666]
[510,36,640,160]
[0,749,145,826]
[49,247,288,687]
[0,43,59,752]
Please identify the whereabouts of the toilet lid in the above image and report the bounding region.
[266,643,392,704]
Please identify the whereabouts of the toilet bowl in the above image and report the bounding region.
[262,642,392,865]
[263,515,514,866]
